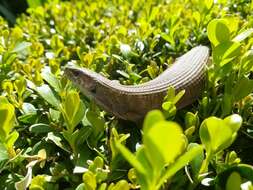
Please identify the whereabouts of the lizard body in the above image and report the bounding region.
[64,46,209,122]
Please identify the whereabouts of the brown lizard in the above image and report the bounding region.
[64,45,209,122]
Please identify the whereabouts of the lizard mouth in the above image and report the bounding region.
[64,67,82,80]
[64,66,97,97]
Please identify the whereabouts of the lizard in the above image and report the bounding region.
[64,45,209,122]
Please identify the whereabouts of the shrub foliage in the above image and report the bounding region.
[0,0,253,189]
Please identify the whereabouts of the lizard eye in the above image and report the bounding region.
[90,86,96,94]
[73,70,82,78]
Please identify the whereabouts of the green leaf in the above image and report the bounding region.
[200,117,230,154]
[22,103,37,114]
[41,67,61,93]
[149,7,159,22]
[226,172,241,190]
[14,77,26,97]
[233,77,253,101]
[110,180,130,190]
[185,112,199,128]
[207,19,230,46]
[184,126,196,138]
[76,183,85,190]
[199,115,241,155]
[46,132,69,153]
[233,28,253,42]
[86,110,105,136]
[61,91,85,132]
[98,183,107,190]
[116,70,129,79]
[74,126,93,146]
[18,113,37,124]
[143,119,187,171]
[143,110,164,135]
[30,175,47,190]
[83,171,97,190]
[193,11,201,25]
[135,147,153,188]
[15,166,33,190]
[11,42,31,54]
[241,50,253,74]
[5,130,19,150]
[147,63,159,79]
[213,41,241,66]
[0,4,16,24]
[0,143,8,162]
[224,114,242,133]
[221,93,233,117]
[173,90,185,104]
[164,87,175,102]
[161,33,174,45]
[215,164,253,189]
[49,108,61,122]
[36,84,60,108]
[29,123,53,134]
[0,96,15,142]
[188,143,204,175]
[163,87,185,105]
[226,17,240,34]
[162,102,176,119]
[115,142,146,175]
[204,0,213,10]
[157,144,203,189]
[27,0,43,8]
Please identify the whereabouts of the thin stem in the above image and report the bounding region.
[198,153,212,176]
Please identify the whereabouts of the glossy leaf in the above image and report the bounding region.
[41,67,62,93]
[61,91,85,132]
[213,41,241,66]
[29,123,53,134]
[15,166,33,190]
[241,50,253,74]
[185,112,199,128]
[207,19,230,46]
[83,171,97,190]
[12,42,31,54]
[226,172,241,190]
[143,110,164,134]
[157,144,203,189]
[36,84,60,108]
[143,120,187,169]
[26,0,42,8]
[0,143,8,162]
[233,28,253,42]
[0,96,15,141]
[188,143,204,175]
[200,114,242,155]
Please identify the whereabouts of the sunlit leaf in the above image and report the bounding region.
[207,19,230,46]
[233,28,253,42]
[36,84,60,108]
[15,166,33,190]
[0,96,15,141]
[12,42,31,54]
[143,120,187,170]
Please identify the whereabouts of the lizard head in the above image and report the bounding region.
[65,66,119,117]
[64,67,97,98]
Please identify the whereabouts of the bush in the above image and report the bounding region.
[0,0,253,189]
[0,0,28,24]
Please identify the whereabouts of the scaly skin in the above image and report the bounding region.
[64,46,209,122]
